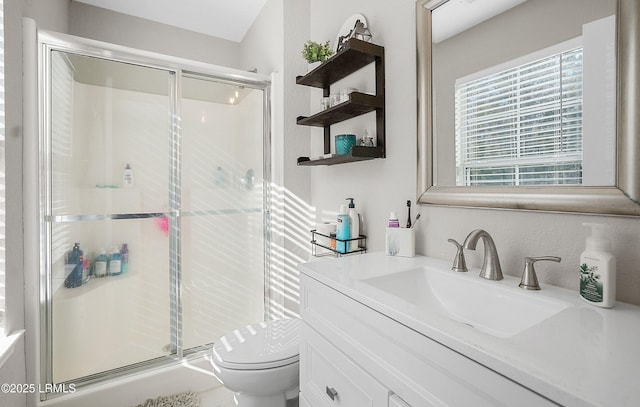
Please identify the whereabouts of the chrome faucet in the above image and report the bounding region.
[463,229,503,280]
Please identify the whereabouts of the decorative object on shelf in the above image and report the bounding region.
[335,134,356,155]
[360,129,375,147]
[302,40,334,65]
[308,61,321,72]
[330,94,341,107]
[340,87,358,103]
[321,96,331,110]
[336,14,372,53]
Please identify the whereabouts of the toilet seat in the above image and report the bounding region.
[212,319,300,370]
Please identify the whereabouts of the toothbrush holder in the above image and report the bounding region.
[385,227,416,257]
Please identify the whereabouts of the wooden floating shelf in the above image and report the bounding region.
[297,146,384,166]
[297,93,382,127]
[296,39,384,89]
[295,38,385,165]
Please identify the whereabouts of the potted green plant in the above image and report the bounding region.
[302,40,334,71]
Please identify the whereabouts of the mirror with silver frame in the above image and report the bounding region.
[416,0,640,216]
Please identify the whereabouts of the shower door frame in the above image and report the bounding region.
[34,29,273,400]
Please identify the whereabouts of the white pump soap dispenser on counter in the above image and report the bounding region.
[579,223,616,308]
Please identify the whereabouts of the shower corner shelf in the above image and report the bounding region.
[295,38,385,166]
[310,229,367,257]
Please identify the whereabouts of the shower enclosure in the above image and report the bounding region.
[33,30,271,398]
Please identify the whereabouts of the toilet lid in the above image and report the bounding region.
[212,319,300,370]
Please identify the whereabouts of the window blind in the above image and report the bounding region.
[455,47,583,186]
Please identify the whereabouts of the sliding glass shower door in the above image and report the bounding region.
[180,75,266,350]
[40,34,270,395]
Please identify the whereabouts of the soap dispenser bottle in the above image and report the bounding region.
[579,223,616,308]
[345,198,360,251]
[336,204,350,254]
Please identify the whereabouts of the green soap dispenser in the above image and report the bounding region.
[579,223,616,308]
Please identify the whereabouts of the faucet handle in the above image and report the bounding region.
[519,256,561,290]
[448,239,468,272]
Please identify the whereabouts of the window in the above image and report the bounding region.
[455,44,583,186]
[0,0,5,335]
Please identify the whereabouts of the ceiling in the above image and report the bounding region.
[74,0,268,43]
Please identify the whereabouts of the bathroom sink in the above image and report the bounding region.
[361,266,570,338]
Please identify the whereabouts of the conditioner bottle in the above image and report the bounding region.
[336,204,350,254]
[579,223,616,308]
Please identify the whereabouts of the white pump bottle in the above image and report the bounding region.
[579,223,616,308]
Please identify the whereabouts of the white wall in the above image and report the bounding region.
[240,0,313,317]
[24,0,69,32]
[0,0,44,405]
[68,1,242,68]
[308,0,417,253]
[308,0,640,306]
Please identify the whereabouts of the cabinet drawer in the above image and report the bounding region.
[300,322,388,407]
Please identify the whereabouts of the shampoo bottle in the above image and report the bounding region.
[120,243,129,274]
[64,243,84,288]
[94,249,108,277]
[108,248,122,276]
[579,223,616,308]
[123,163,134,188]
[346,198,360,251]
[336,204,350,254]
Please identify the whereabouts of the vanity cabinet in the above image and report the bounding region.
[300,323,388,406]
[295,38,385,166]
[299,273,555,407]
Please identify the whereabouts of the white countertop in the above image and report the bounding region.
[298,252,640,407]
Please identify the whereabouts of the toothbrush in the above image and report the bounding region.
[406,200,412,228]
[411,213,421,229]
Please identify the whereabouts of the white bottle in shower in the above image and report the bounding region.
[123,163,134,188]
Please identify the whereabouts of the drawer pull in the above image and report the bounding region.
[326,386,338,401]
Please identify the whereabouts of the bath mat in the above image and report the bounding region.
[132,391,200,407]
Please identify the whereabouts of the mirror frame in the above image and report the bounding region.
[417,0,640,216]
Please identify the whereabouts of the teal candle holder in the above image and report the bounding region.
[335,134,356,155]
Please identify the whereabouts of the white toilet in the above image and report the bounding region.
[210,318,300,407]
